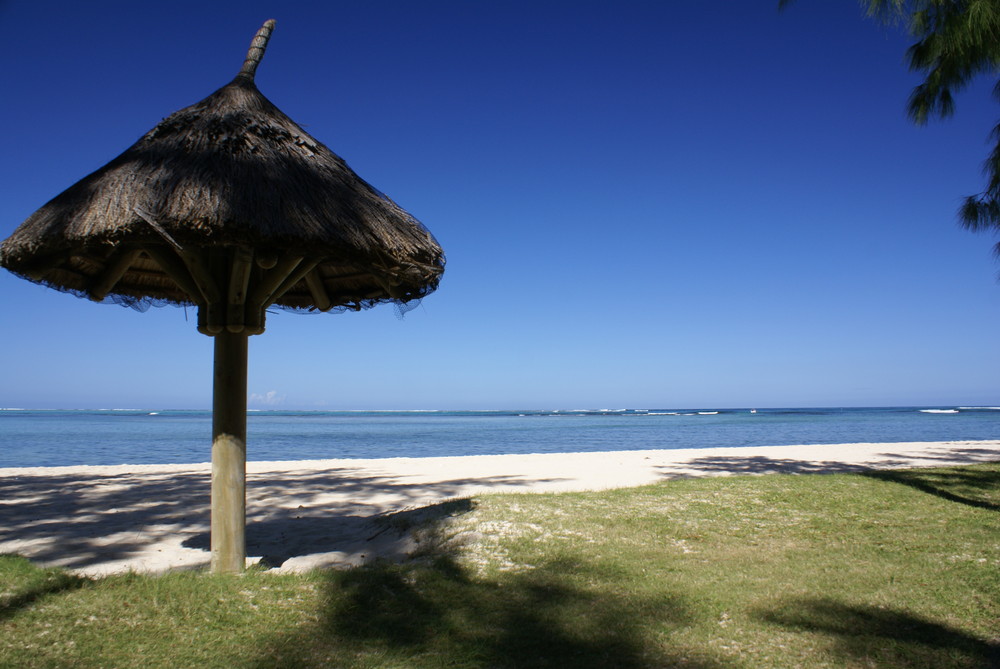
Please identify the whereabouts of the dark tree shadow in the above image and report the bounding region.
[250,501,724,668]
[863,467,1000,511]
[254,556,721,669]
[757,597,1000,669]
[0,555,88,621]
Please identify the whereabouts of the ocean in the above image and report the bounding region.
[0,406,997,468]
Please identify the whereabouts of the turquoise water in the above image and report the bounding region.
[0,407,997,468]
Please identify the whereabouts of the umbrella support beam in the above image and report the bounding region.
[210,330,248,574]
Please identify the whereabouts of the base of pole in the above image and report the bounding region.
[210,433,246,573]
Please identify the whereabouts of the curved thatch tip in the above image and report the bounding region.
[236,19,277,82]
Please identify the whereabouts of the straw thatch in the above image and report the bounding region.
[0,20,444,333]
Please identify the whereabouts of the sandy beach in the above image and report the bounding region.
[0,440,996,577]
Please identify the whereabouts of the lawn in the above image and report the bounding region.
[2,463,997,668]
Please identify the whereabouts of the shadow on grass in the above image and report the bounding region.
[863,467,1000,511]
[256,559,718,669]
[758,597,1000,669]
[0,554,87,621]
[252,510,721,669]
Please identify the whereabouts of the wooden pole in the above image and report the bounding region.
[211,330,248,573]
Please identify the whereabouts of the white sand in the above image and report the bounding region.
[0,440,996,576]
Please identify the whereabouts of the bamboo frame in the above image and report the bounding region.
[179,249,224,333]
[141,245,204,308]
[264,258,321,308]
[370,271,405,299]
[304,268,332,312]
[227,247,254,333]
[179,248,222,303]
[248,255,302,308]
[88,248,141,301]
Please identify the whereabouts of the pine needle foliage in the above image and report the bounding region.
[782,1,1000,246]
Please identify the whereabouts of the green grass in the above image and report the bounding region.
[2,463,998,668]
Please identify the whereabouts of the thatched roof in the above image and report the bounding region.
[0,20,444,334]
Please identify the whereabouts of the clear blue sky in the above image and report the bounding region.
[1,1,997,410]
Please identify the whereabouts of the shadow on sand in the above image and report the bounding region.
[0,466,563,571]
[181,498,478,569]
[655,446,999,479]
[2,445,996,572]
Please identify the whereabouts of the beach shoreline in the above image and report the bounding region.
[1,440,996,576]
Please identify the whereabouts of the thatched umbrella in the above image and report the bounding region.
[0,20,445,573]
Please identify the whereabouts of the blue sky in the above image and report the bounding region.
[1,1,998,410]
